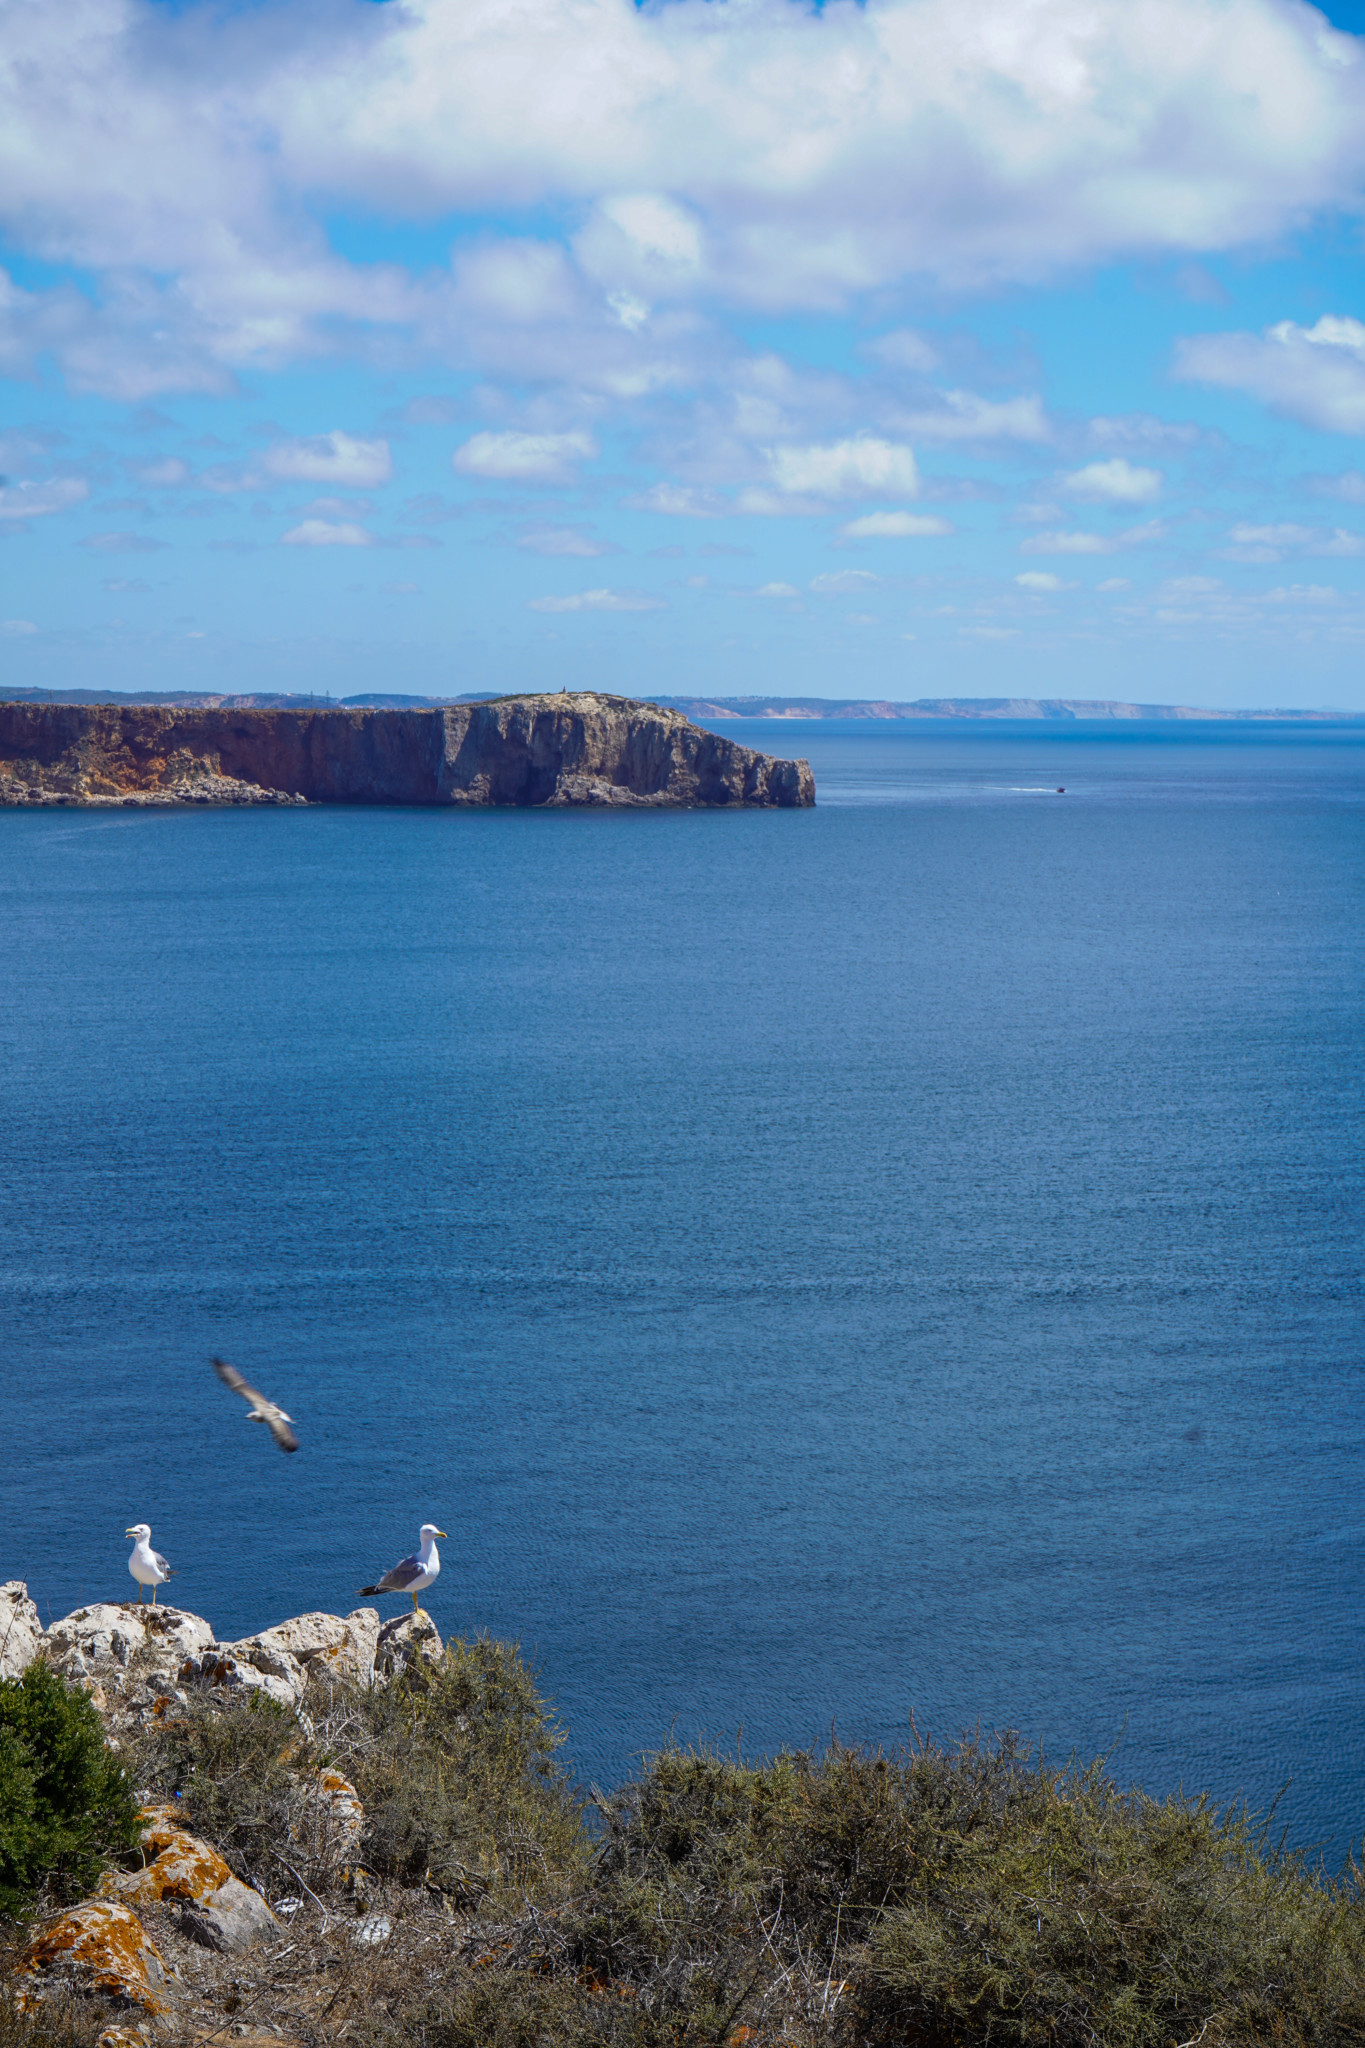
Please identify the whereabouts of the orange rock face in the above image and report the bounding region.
[21,1900,174,2012]
[0,697,815,808]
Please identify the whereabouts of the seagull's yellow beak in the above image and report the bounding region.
[124,1528,137,1538]
[435,1529,448,1539]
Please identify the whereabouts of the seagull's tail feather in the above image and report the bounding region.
[357,1585,383,1597]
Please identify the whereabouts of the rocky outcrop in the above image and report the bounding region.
[0,695,815,808]
[23,1600,441,1718]
[43,1603,215,1689]
[19,1900,176,2012]
[0,1581,42,1680]
[102,1806,281,1955]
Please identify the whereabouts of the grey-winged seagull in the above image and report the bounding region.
[212,1356,299,1453]
[358,1524,447,1612]
[126,1524,175,1606]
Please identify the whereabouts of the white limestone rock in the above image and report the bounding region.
[373,1609,443,1680]
[0,1581,43,1681]
[44,1604,215,1683]
[235,1609,380,1692]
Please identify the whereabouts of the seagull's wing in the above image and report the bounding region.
[263,1410,299,1454]
[211,1356,299,1453]
[359,1552,425,1594]
[152,1552,176,1577]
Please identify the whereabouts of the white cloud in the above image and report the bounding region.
[867,329,940,373]
[266,433,392,487]
[517,527,610,556]
[753,581,799,596]
[282,519,371,546]
[0,477,88,521]
[1175,315,1365,433]
[3,618,37,634]
[810,569,878,594]
[1015,571,1070,591]
[0,0,1363,396]
[528,587,663,611]
[767,437,918,499]
[82,530,166,552]
[1089,413,1200,449]
[454,430,595,481]
[137,458,191,486]
[1022,521,1164,555]
[1062,458,1162,503]
[891,393,1050,443]
[842,511,952,538]
[1223,519,1365,561]
[635,483,725,517]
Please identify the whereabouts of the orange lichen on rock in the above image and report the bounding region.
[106,1828,236,1906]
[100,1807,281,1955]
[21,1900,174,2012]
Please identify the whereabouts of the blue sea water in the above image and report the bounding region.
[1,719,1362,1860]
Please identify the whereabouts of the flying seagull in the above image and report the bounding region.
[212,1355,299,1453]
[126,1523,175,1606]
[359,1524,447,1612]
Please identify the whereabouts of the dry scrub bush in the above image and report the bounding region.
[125,1637,586,1911]
[94,1659,1365,2048]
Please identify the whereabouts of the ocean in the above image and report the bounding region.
[2,718,1362,1860]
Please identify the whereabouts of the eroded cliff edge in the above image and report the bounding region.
[0,694,815,808]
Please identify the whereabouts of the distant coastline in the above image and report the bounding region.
[3,687,1360,723]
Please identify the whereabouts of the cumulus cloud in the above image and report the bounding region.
[890,393,1050,443]
[767,437,918,499]
[0,0,1358,397]
[1222,519,1365,560]
[282,519,371,546]
[810,569,878,594]
[517,527,611,556]
[1175,315,1365,433]
[753,581,799,596]
[842,511,952,538]
[265,433,392,487]
[0,477,88,521]
[454,430,596,481]
[3,618,38,634]
[1016,571,1070,590]
[528,587,663,611]
[1021,521,1164,555]
[82,530,166,552]
[1061,458,1162,503]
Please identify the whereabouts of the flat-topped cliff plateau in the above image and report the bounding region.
[0,694,815,809]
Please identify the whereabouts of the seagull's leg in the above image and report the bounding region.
[151,1583,158,1607]
[410,1591,419,1613]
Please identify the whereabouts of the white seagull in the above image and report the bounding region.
[212,1356,299,1454]
[126,1524,175,1606]
[358,1524,447,1613]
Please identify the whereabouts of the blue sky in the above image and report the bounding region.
[6,0,1365,707]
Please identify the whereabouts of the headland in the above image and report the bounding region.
[0,694,815,809]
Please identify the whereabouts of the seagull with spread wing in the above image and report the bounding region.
[212,1355,299,1453]
[358,1524,447,1613]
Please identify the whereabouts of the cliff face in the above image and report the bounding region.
[0,695,815,809]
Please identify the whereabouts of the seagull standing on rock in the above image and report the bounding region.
[358,1525,446,1613]
[126,1524,175,1606]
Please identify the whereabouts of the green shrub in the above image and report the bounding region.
[0,1662,140,1918]
[348,1637,587,1901]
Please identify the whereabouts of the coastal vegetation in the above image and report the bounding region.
[3,1637,1364,2046]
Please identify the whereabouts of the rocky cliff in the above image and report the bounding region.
[0,695,815,808]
